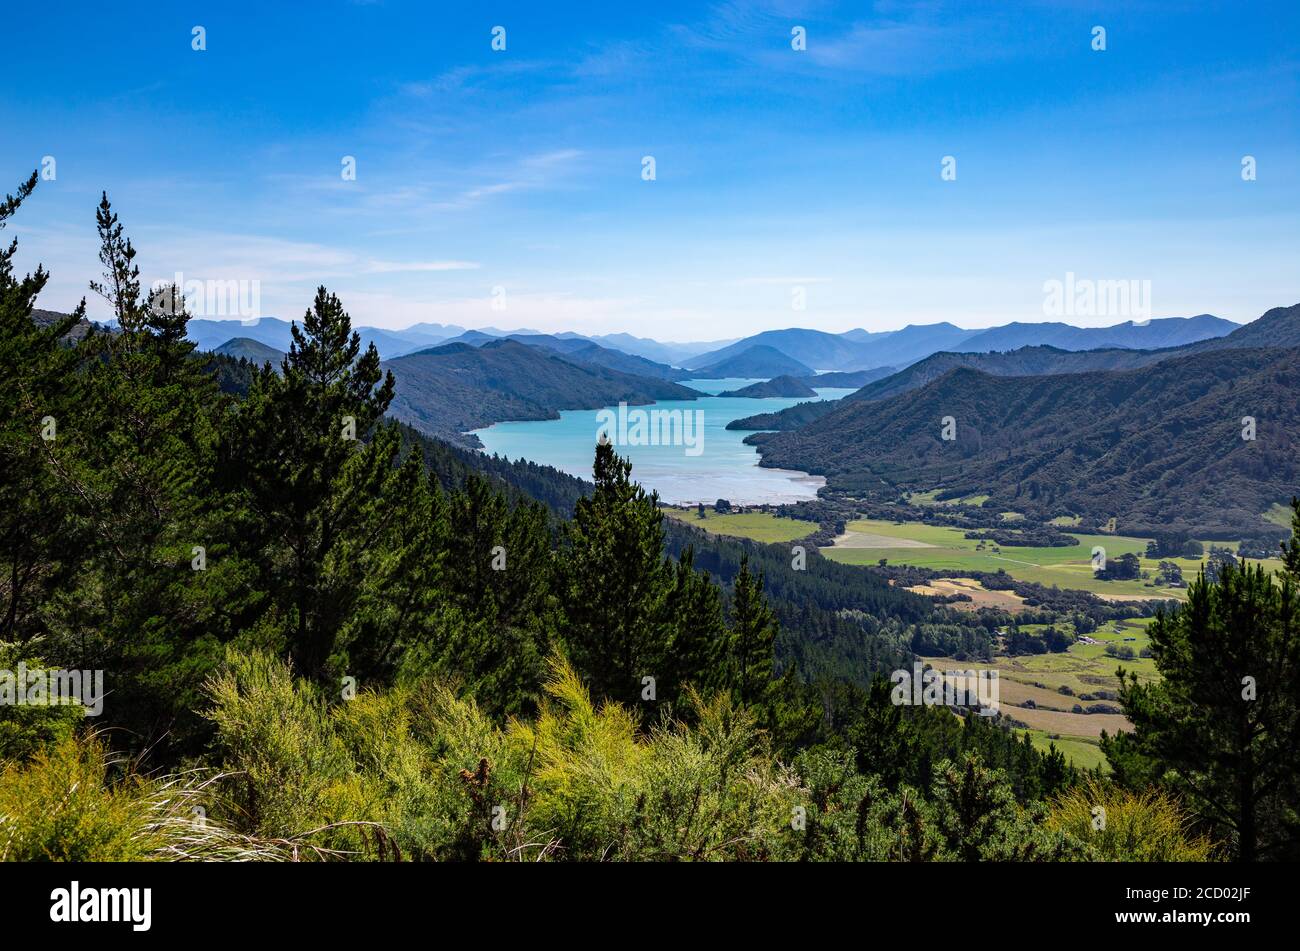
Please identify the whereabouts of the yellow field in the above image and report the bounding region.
[905,577,1027,612]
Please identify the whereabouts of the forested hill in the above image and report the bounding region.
[729,303,1300,433]
[843,345,1169,404]
[393,420,925,686]
[802,366,897,388]
[394,420,593,516]
[214,336,286,367]
[695,344,815,377]
[718,375,817,398]
[441,331,694,381]
[31,307,102,342]
[751,346,1300,537]
[730,345,1166,431]
[382,338,702,446]
[1173,302,1300,353]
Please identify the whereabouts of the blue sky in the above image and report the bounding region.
[4,0,1297,338]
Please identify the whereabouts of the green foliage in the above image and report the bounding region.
[220,286,402,679]
[0,173,86,645]
[0,732,290,862]
[0,642,86,762]
[559,442,719,709]
[201,649,798,861]
[1105,553,1300,860]
[790,748,1086,861]
[1047,781,1215,861]
[724,555,777,706]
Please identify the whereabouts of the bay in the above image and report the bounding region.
[471,378,854,505]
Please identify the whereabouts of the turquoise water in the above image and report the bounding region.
[471,379,854,505]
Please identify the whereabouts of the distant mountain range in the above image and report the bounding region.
[180,311,1240,378]
[954,314,1236,353]
[729,306,1300,433]
[746,303,1300,537]
[685,315,1239,373]
[184,317,553,360]
[555,331,738,366]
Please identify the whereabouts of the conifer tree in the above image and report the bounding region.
[1106,556,1300,860]
[1281,496,1300,578]
[223,286,403,679]
[0,173,86,643]
[428,473,557,713]
[727,554,777,706]
[560,442,674,706]
[22,193,235,750]
[662,545,727,703]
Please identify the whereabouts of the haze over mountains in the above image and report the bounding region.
[40,299,1300,539]
[746,303,1300,537]
[680,315,1237,373]
[184,311,1240,371]
[730,304,1300,432]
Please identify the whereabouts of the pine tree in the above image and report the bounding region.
[1106,558,1300,860]
[1281,497,1300,578]
[559,442,674,706]
[223,286,403,679]
[663,545,726,703]
[726,554,777,706]
[0,173,86,643]
[27,193,235,751]
[428,473,557,714]
[331,448,447,683]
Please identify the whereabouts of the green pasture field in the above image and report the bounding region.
[822,517,1283,600]
[923,616,1159,769]
[1020,730,1108,772]
[661,507,812,544]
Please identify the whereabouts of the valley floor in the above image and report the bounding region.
[665,506,1275,769]
[924,617,1157,771]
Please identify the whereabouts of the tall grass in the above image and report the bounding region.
[0,733,297,861]
[1,650,1219,862]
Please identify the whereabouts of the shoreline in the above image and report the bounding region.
[469,383,839,506]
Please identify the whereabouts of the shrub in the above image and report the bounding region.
[1046,781,1215,861]
[0,733,287,861]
